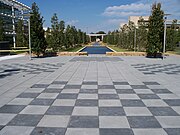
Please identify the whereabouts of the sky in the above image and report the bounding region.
[18,0,180,33]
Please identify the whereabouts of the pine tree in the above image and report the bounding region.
[0,18,5,41]
[137,17,148,51]
[50,13,60,51]
[147,3,164,57]
[30,2,46,57]
[16,20,27,47]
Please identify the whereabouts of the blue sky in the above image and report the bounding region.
[18,0,180,33]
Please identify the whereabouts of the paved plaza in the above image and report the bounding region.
[0,55,180,135]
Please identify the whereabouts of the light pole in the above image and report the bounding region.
[163,14,171,59]
[22,13,33,60]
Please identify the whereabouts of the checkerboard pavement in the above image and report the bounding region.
[131,64,180,75]
[0,81,180,135]
[0,55,180,135]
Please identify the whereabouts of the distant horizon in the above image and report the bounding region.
[18,0,180,33]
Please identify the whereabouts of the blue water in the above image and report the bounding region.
[80,46,113,54]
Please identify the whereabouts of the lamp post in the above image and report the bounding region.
[22,13,33,60]
[163,14,171,59]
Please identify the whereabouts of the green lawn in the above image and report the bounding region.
[108,46,132,52]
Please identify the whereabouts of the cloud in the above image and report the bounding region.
[103,3,150,17]
[66,20,79,25]
[101,0,180,31]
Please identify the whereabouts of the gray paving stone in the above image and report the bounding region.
[148,107,179,116]
[8,98,33,105]
[31,84,49,88]
[0,105,25,113]
[82,81,98,85]
[64,85,81,89]
[37,93,58,99]
[68,116,99,128]
[143,82,160,85]
[46,106,73,115]
[113,82,129,85]
[116,89,135,94]
[151,89,172,94]
[75,99,98,106]
[0,114,16,125]
[121,99,145,107]
[78,94,98,99]
[38,115,70,127]
[100,128,134,135]
[0,126,34,135]
[142,99,168,107]
[8,114,43,126]
[98,85,115,89]
[80,89,98,93]
[52,99,75,106]
[133,129,168,135]
[138,94,160,99]
[20,105,49,115]
[31,127,66,135]
[43,88,62,93]
[99,107,125,116]
[99,100,122,107]
[156,116,180,128]
[99,94,119,99]
[57,94,78,99]
[124,107,152,116]
[30,99,54,106]
[131,85,149,89]
[52,81,68,85]
[164,128,180,135]
[99,116,130,128]
[164,99,180,106]
[72,107,98,116]
[17,93,39,98]
[66,128,99,135]
[127,116,161,128]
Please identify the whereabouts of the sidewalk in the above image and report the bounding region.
[0,55,180,135]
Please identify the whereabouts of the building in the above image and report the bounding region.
[0,0,31,47]
[128,16,149,26]
[120,16,180,30]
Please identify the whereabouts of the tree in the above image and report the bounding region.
[16,20,27,47]
[30,2,46,57]
[50,13,60,51]
[0,18,5,41]
[137,17,148,51]
[147,2,164,57]
[166,19,178,51]
[59,20,65,49]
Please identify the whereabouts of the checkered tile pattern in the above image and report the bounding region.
[132,64,180,75]
[0,63,64,79]
[0,81,180,135]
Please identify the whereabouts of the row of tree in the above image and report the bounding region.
[46,13,89,52]
[103,3,180,56]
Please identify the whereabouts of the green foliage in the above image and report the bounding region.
[0,18,5,41]
[147,3,164,55]
[30,2,47,57]
[137,17,148,51]
[46,13,88,52]
[166,20,178,51]
[16,20,28,47]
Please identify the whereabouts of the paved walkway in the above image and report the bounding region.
[0,55,180,135]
